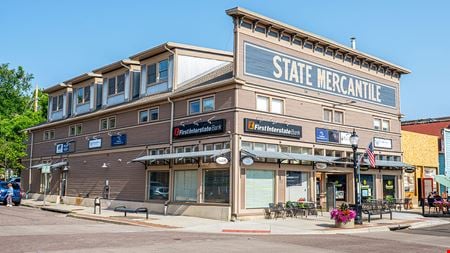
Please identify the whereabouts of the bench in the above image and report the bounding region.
[362,201,392,223]
[113,206,149,219]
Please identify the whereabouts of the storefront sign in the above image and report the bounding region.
[111,134,127,146]
[242,156,254,166]
[173,119,225,139]
[88,138,102,149]
[55,141,75,154]
[444,129,450,176]
[340,132,351,145]
[215,157,229,165]
[244,118,301,139]
[244,42,397,107]
[315,128,340,144]
[374,137,392,149]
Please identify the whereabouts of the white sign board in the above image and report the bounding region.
[374,137,392,149]
[42,165,51,174]
[444,129,450,177]
[340,132,351,145]
[88,138,102,149]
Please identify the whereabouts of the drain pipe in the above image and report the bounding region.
[168,97,174,153]
[28,130,34,196]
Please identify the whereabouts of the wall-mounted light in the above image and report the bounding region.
[207,116,216,124]
[193,119,201,126]
[101,163,110,168]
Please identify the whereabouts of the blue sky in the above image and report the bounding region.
[1,0,449,120]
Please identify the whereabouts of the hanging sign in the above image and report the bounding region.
[88,138,102,149]
[111,134,127,146]
[215,157,229,165]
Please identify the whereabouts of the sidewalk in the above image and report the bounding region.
[21,199,450,235]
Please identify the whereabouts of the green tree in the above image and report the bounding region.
[0,64,46,176]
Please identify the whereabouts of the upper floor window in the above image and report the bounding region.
[77,86,90,104]
[255,26,266,34]
[139,107,159,123]
[323,108,344,124]
[146,59,169,85]
[69,124,82,136]
[374,118,390,131]
[51,95,64,112]
[107,74,125,96]
[100,116,116,131]
[188,96,215,115]
[43,130,55,140]
[256,95,284,114]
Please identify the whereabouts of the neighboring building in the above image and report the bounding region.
[402,117,450,193]
[401,130,439,205]
[22,7,411,220]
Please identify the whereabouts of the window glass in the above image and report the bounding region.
[84,87,90,102]
[268,30,278,38]
[286,171,308,202]
[327,174,347,201]
[373,119,381,130]
[383,175,396,199]
[117,74,125,93]
[108,78,116,96]
[49,131,55,140]
[100,119,108,130]
[255,26,266,34]
[150,108,159,121]
[256,96,269,112]
[254,143,265,151]
[360,174,375,202]
[382,120,390,131]
[241,21,252,29]
[241,141,253,150]
[77,88,84,104]
[202,97,215,112]
[147,64,157,84]
[245,170,274,208]
[189,99,201,114]
[159,60,168,81]
[148,171,169,200]
[52,97,58,111]
[174,170,198,202]
[69,126,76,136]
[139,110,148,123]
[323,109,332,122]
[271,98,283,114]
[76,124,82,135]
[108,117,116,129]
[203,170,229,203]
[58,95,63,110]
[334,111,343,124]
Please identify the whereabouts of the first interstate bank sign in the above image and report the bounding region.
[244,42,396,107]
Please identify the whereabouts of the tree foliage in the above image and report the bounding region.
[0,64,47,175]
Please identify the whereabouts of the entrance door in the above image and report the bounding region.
[286,171,308,201]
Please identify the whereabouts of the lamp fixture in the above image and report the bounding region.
[193,119,201,126]
[207,116,216,124]
[101,163,110,168]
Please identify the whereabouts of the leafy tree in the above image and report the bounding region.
[0,64,46,177]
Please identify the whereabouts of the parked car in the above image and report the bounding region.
[149,181,168,200]
[8,177,21,185]
[0,182,22,205]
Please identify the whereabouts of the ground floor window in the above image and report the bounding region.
[147,171,169,200]
[203,169,229,203]
[327,174,347,201]
[174,170,198,202]
[245,169,274,208]
[404,172,415,195]
[383,175,397,199]
[286,171,308,202]
[360,174,375,201]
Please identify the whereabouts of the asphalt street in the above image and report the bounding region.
[0,206,449,253]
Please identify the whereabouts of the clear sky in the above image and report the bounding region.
[1,0,449,120]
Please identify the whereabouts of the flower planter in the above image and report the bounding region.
[335,219,354,229]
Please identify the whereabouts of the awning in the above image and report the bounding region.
[362,159,414,169]
[133,149,230,162]
[31,163,48,169]
[51,161,68,169]
[241,148,334,163]
[434,175,450,188]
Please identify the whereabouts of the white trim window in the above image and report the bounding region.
[323,108,344,124]
[188,96,215,115]
[374,118,390,131]
[51,95,64,112]
[256,95,284,114]
[76,86,90,104]
[69,124,82,136]
[139,107,159,123]
[100,116,116,131]
[43,130,55,140]
[107,74,125,96]
[146,59,169,86]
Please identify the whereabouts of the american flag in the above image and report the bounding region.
[366,142,376,168]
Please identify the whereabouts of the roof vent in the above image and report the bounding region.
[350,37,356,49]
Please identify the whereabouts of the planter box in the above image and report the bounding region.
[335,219,355,229]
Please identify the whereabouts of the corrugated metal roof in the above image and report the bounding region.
[241,148,334,163]
[133,149,230,162]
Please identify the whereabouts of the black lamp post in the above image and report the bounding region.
[350,129,363,225]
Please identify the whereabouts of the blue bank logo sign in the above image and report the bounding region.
[244,42,397,107]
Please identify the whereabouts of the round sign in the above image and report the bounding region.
[315,162,327,170]
[242,156,254,166]
[215,156,229,165]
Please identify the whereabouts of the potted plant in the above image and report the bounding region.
[330,203,356,228]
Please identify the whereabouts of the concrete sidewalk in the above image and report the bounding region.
[21,199,450,235]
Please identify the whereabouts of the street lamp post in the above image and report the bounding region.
[350,129,363,225]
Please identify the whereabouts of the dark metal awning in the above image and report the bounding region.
[241,148,335,163]
[362,159,414,169]
[50,161,68,169]
[31,163,48,169]
[133,149,230,162]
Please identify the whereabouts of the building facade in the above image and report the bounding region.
[401,130,439,205]
[22,7,411,220]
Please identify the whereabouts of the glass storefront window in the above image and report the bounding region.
[203,170,229,203]
[245,170,274,208]
[360,174,375,201]
[327,174,347,201]
[383,175,396,199]
[286,171,308,202]
[148,171,169,200]
[174,170,198,202]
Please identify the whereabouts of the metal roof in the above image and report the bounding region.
[133,149,230,162]
[241,148,335,163]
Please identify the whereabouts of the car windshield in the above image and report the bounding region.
[0,182,20,190]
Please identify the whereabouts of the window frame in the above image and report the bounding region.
[107,74,126,97]
[68,123,83,136]
[43,130,55,140]
[373,117,390,131]
[51,94,64,112]
[256,94,284,114]
[99,116,117,131]
[188,96,215,115]
[145,58,169,86]
[323,108,344,124]
[138,107,160,123]
[76,86,91,105]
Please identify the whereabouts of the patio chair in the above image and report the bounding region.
[276,202,287,219]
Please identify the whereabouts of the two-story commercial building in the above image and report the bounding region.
[22,7,412,220]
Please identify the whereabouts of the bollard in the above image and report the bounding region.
[94,197,101,214]
[164,201,169,216]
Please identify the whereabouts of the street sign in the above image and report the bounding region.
[42,165,51,174]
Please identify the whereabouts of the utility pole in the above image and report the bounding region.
[34,83,39,112]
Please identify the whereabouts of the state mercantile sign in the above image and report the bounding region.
[244,42,397,108]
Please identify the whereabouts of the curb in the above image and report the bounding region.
[67,213,179,229]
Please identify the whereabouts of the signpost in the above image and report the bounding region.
[42,164,51,206]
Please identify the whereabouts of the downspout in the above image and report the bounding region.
[28,130,34,195]
[168,97,174,153]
